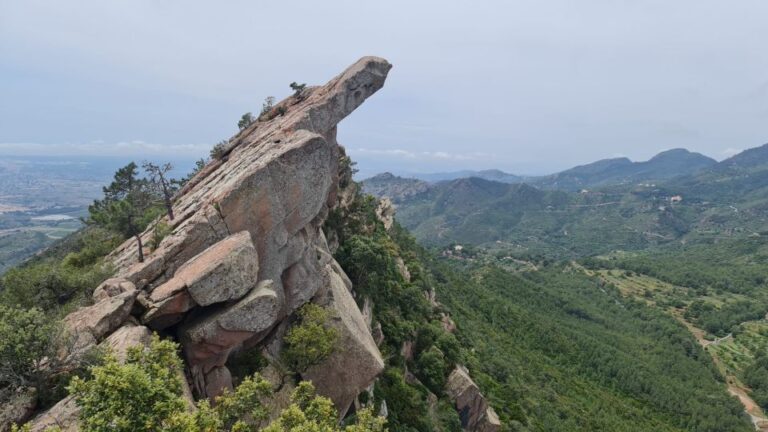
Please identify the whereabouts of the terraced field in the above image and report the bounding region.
[588,268,768,430]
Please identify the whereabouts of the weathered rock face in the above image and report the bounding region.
[446,366,501,432]
[182,279,280,376]
[38,57,392,420]
[63,288,138,353]
[29,396,80,432]
[303,263,384,417]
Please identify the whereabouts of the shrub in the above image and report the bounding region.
[282,304,338,372]
[414,346,447,394]
[264,381,386,432]
[211,140,229,160]
[61,228,121,269]
[289,82,306,99]
[0,306,56,391]
[259,97,276,118]
[0,259,111,310]
[149,221,172,251]
[237,112,254,130]
[68,336,188,432]
[54,334,385,432]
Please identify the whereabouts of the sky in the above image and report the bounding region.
[1,1,768,178]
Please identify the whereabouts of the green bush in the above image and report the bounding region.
[0,258,111,310]
[211,140,229,160]
[282,304,338,372]
[58,334,386,432]
[61,228,121,269]
[0,305,56,391]
[149,221,172,251]
[68,336,189,432]
[237,112,254,130]
[414,346,447,394]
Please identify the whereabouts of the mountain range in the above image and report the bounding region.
[375,148,718,193]
[363,144,768,255]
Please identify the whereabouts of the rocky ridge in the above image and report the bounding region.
[24,56,498,432]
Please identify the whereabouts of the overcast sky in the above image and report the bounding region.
[1,1,767,177]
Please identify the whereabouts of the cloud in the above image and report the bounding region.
[721,147,742,157]
[350,148,494,161]
[0,141,211,157]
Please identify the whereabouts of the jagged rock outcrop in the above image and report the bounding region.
[375,197,396,230]
[446,366,501,432]
[303,263,384,417]
[63,288,138,354]
[32,56,391,425]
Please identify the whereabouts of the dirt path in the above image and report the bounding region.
[672,308,768,430]
[582,265,768,431]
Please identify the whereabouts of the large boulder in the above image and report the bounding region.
[63,289,138,352]
[92,278,136,302]
[445,366,501,432]
[99,324,153,362]
[28,396,80,432]
[303,265,384,417]
[142,231,260,329]
[171,230,258,306]
[182,280,280,394]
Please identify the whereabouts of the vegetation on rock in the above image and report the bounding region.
[282,304,338,372]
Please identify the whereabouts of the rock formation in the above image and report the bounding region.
[446,366,501,432]
[24,56,499,432]
[27,57,391,427]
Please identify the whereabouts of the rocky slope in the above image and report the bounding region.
[22,57,499,432]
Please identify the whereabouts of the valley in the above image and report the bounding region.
[590,267,768,430]
[361,141,768,430]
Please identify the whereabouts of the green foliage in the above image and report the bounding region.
[149,221,172,251]
[434,263,752,431]
[0,304,103,410]
[283,304,338,372]
[0,255,112,310]
[0,305,55,390]
[289,82,307,99]
[61,228,122,269]
[11,424,60,432]
[414,347,447,395]
[69,336,188,432]
[328,185,462,432]
[88,162,163,263]
[142,161,177,220]
[210,374,273,431]
[374,368,431,432]
[63,335,385,432]
[590,238,768,295]
[260,97,276,118]
[265,382,386,432]
[684,299,764,337]
[744,353,768,410]
[238,112,255,130]
[211,140,229,160]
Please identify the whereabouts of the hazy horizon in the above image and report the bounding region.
[2,1,768,176]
